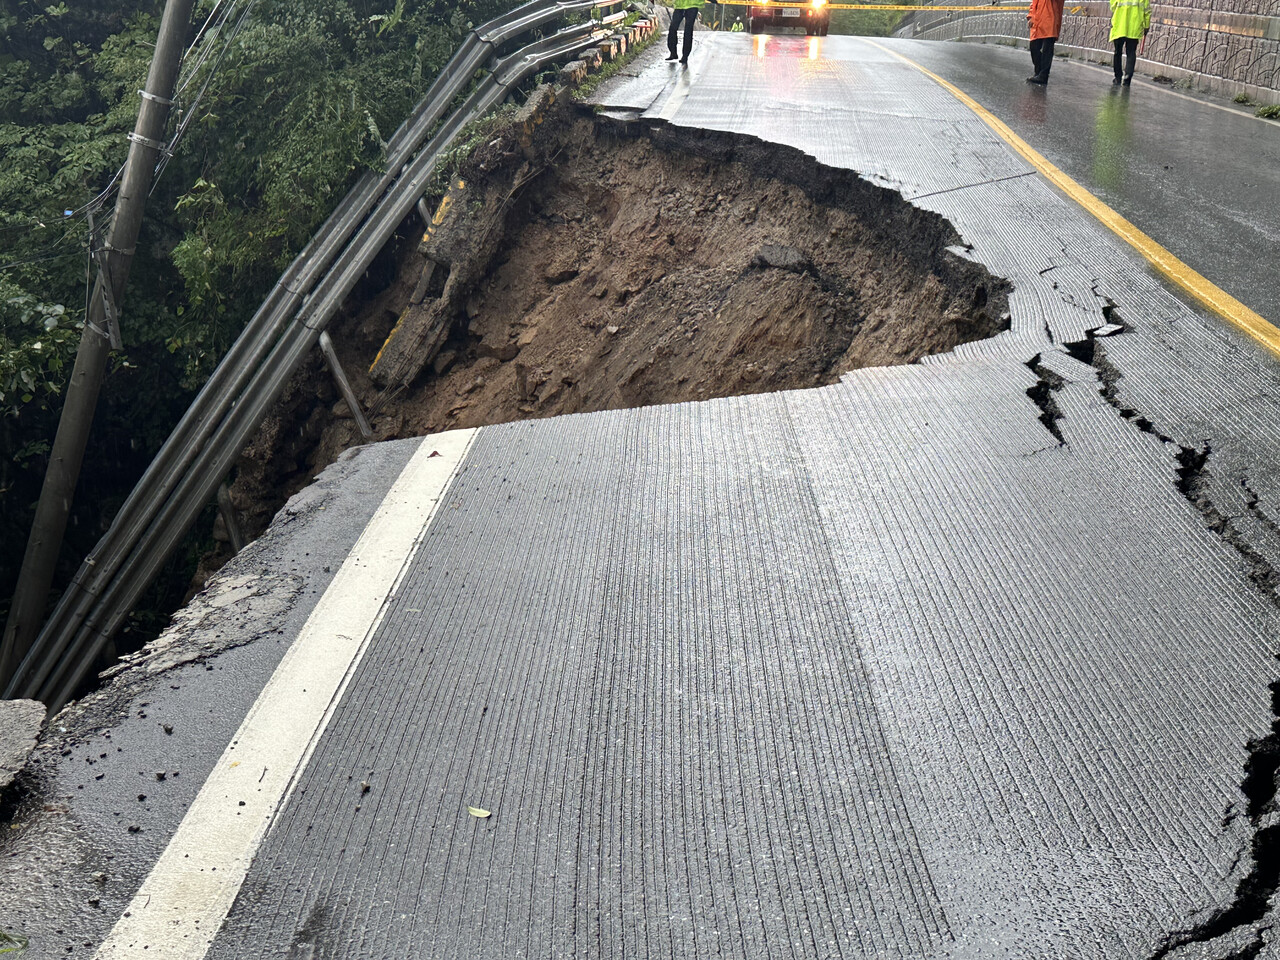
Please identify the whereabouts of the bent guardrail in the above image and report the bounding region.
[5,0,630,709]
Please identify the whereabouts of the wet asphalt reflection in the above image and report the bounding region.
[895,38,1280,325]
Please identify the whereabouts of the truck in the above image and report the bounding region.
[748,0,830,35]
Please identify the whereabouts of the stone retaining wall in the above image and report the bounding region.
[895,0,1280,100]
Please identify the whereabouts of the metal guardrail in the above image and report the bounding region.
[4,0,630,709]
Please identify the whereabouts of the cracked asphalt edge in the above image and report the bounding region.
[0,436,424,956]
[1036,302,1280,960]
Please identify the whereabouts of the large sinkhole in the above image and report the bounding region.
[363,112,1010,426]
[226,108,1012,549]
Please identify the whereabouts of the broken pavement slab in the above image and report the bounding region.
[0,438,425,956]
[515,83,557,148]
[416,177,469,264]
[0,699,44,793]
[559,60,589,86]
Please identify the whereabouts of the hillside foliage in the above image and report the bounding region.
[0,0,517,621]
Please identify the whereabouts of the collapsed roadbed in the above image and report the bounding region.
[6,35,1280,960]
[222,96,1010,547]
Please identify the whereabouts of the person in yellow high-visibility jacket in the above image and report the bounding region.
[1109,0,1150,85]
[667,0,704,66]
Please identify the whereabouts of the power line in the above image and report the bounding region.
[0,250,83,273]
[2,0,257,270]
[155,0,259,190]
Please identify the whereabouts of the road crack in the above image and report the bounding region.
[1175,444,1280,598]
[1148,675,1280,959]
[1063,312,1280,960]
[1024,353,1066,445]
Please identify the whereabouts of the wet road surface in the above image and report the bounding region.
[878,39,1280,325]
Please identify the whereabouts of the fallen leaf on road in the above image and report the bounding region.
[0,927,30,954]
[467,806,491,819]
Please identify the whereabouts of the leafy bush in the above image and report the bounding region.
[830,5,911,36]
[0,0,525,621]
[0,292,80,417]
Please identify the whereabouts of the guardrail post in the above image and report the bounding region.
[319,332,375,442]
[216,483,247,554]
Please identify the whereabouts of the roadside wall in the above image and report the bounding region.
[894,0,1280,100]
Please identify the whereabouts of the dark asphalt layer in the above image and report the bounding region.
[0,440,422,958]
[881,39,1280,326]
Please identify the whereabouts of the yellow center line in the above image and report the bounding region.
[864,39,1280,359]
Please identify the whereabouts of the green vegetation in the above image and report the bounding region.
[829,3,913,37]
[423,103,521,200]
[1258,104,1280,120]
[0,928,28,955]
[0,0,522,625]
[575,17,659,100]
[1233,92,1253,104]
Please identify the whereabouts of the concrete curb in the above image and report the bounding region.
[559,17,661,89]
[898,9,1280,101]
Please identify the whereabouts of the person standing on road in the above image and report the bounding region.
[667,0,704,66]
[1026,0,1065,85]
[1109,0,1150,85]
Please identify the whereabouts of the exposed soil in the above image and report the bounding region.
[207,102,1010,569]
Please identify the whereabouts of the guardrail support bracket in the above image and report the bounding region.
[217,483,247,554]
[319,331,375,442]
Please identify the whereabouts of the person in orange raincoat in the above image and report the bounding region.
[1026,0,1066,84]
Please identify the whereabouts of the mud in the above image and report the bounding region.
[218,105,1011,556]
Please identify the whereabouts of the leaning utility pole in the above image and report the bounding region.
[0,0,197,693]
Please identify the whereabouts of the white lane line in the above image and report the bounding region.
[655,38,708,121]
[1061,54,1278,125]
[95,429,479,959]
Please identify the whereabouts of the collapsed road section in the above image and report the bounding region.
[223,102,1009,545]
[366,109,1009,416]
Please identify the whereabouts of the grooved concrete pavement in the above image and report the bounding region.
[211,407,952,959]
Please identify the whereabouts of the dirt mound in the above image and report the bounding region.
[215,104,1010,564]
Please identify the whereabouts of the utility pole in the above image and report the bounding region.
[0,0,197,694]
